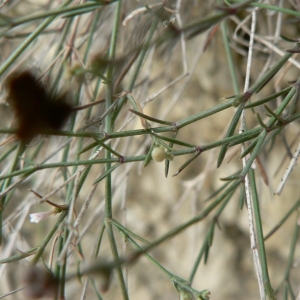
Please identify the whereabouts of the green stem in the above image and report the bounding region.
[104,2,128,299]
[282,219,299,282]
[0,3,106,28]
[131,180,240,260]
[264,200,300,240]
[0,143,26,245]
[233,44,300,107]
[248,169,275,299]
[31,210,68,265]
[0,127,266,181]
[112,219,173,278]
[221,21,239,94]
[177,100,233,128]
[189,189,234,283]
[58,230,68,300]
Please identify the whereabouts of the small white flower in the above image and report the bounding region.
[29,211,55,223]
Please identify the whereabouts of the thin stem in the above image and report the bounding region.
[104,2,129,299]
[264,200,300,240]
[129,180,240,260]
[249,169,275,299]
[0,3,108,28]
[112,219,173,278]
[221,20,239,94]
[0,143,25,245]
[189,189,234,283]
[31,211,68,265]
[282,219,299,282]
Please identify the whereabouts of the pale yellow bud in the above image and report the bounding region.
[151,146,166,162]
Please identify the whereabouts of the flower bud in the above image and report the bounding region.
[151,146,167,162]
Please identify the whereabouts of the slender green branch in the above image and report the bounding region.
[248,169,275,299]
[245,87,292,109]
[104,2,129,299]
[282,219,299,282]
[0,127,267,182]
[176,100,233,128]
[31,211,68,265]
[264,200,300,240]
[221,20,239,94]
[0,143,26,245]
[0,247,38,263]
[233,44,300,107]
[130,180,241,259]
[0,3,108,28]
[189,189,235,283]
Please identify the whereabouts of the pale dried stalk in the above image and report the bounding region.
[275,139,300,195]
[231,15,300,69]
